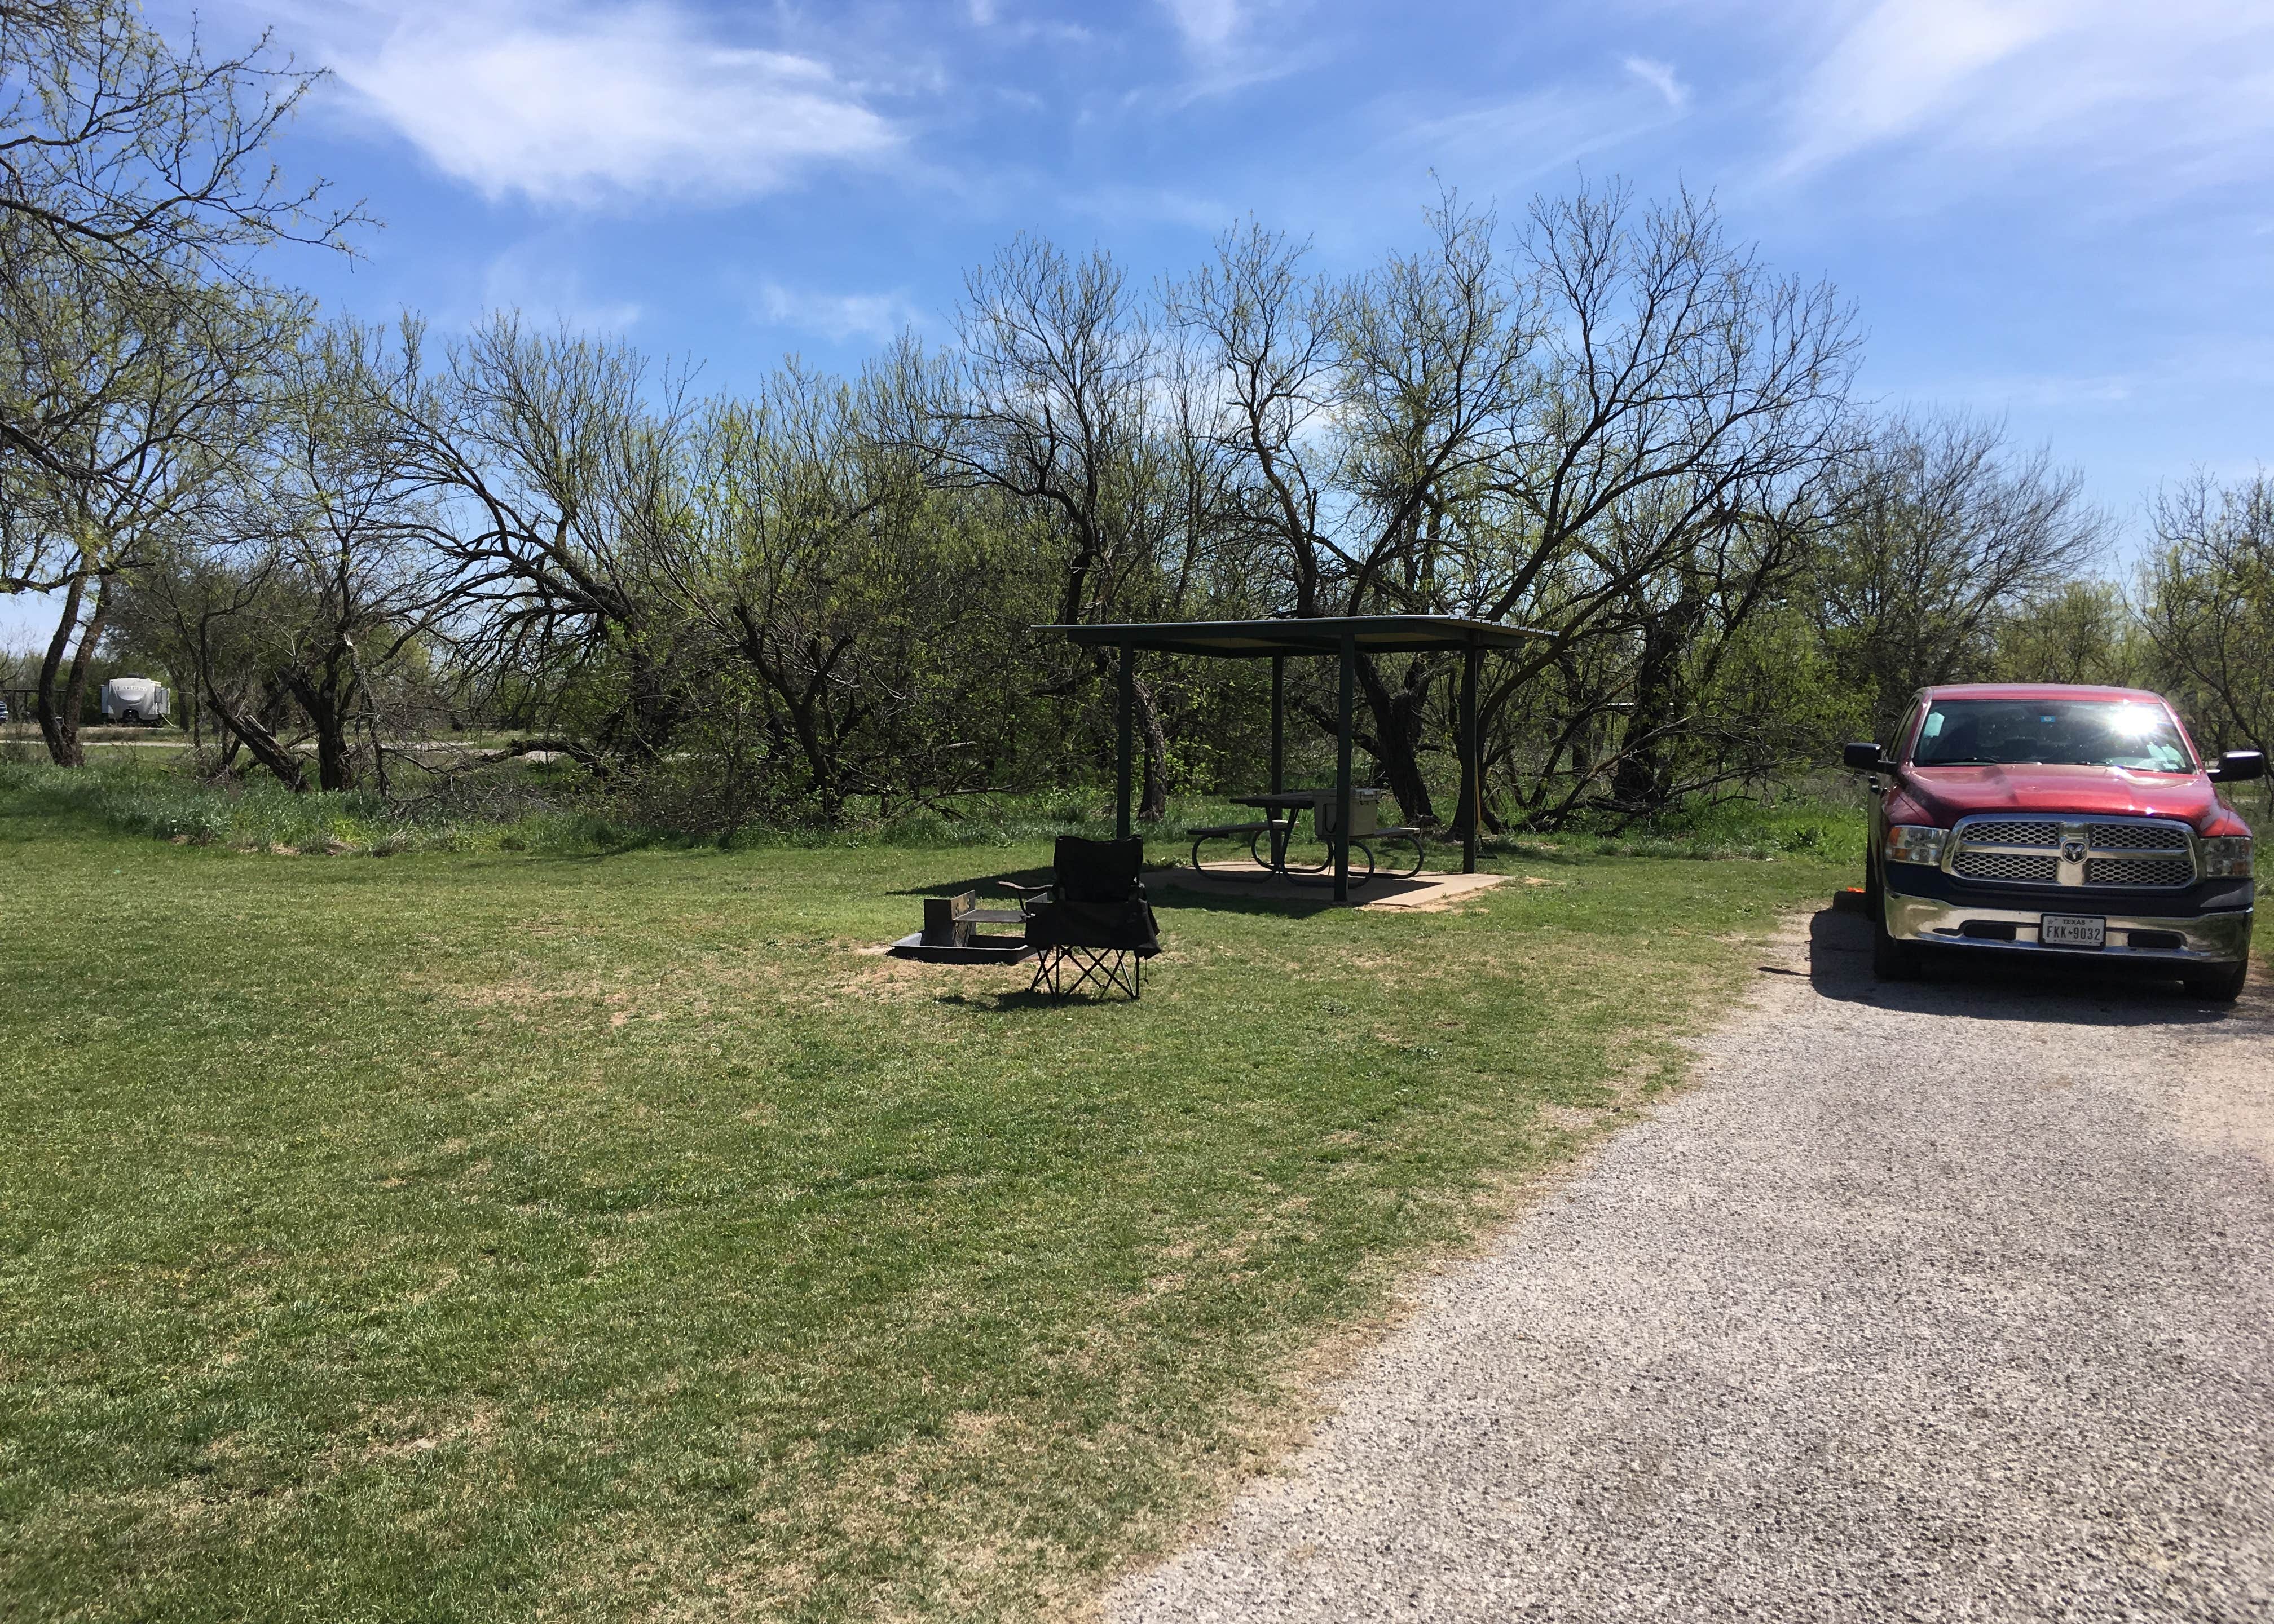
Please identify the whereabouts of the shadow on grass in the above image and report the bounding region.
[1145,875,1346,919]
[1805,906,2252,1028]
[889,867,1051,898]
[891,865,1350,920]
[933,987,1144,1014]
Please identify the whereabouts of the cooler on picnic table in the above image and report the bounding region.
[1313,787,1384,839]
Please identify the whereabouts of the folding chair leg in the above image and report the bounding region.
[1024,944,1144,1001]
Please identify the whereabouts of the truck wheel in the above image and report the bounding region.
[1863,855,1884,924]
[2182,960,2248,1003]
[1872,916,1921,981]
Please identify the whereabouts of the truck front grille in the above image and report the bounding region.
[2085,857,2194,888]
[2086,823,2189,851]
[1962,820,2060,848]
[1954,851,2061,882]
[1946,815,2197,889]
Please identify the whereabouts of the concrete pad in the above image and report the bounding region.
[1155,863,1506,911]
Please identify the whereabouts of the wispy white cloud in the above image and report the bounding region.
[1160,0,1241,54]
[748,283,922,345]
[319,1,898,207]
[1385,76,1684,184]
[1780,0,2067,175]
[1621,55,1687,112]
[482,248,642,332]
[1062,183,1229,232]
[1139,0,1328,106]
[1778,1,2274,187]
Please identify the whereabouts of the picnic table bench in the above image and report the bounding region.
[1187,819,1275,871]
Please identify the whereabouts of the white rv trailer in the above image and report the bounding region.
[100,676,169,724]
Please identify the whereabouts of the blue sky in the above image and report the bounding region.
[7,0,2272,648]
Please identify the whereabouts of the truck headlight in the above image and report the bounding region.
[1884,825,1949,866]
[2200,836,2255,879]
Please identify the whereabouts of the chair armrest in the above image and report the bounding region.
[994,880,1055,898]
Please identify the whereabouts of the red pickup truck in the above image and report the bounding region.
[1844,684,2263,1000]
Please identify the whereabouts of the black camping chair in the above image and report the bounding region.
[1000,836,1161,1000]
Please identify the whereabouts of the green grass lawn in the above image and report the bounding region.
[0,778,1858,1621]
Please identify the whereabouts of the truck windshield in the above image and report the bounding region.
[1911,698,2196,771]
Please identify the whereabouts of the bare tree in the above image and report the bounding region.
[1813,412,2105,738]
[2141,471,2273,798]
[1172,186,1856,829]
[112,537,309,788]
[914,237,1181,818]
[5,277,289,763]
[250,319,452,791]
[379,314,693,764]
[1991,580,2142,687]
[0,0,361,486]
[1171,200,1534,819]
[1452,186,1858,826]
[654,367,901,821]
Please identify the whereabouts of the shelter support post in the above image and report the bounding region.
[1461,641,1480,875]
[1334,634,1355,904]
[1116,641,1135,841]
[1270,654,1285,795]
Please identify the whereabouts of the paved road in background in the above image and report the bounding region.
[1112,910,2274,1623]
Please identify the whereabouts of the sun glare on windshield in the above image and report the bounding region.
[1911,698,2196,771]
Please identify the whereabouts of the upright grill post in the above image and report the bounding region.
[1334,633,1355,904]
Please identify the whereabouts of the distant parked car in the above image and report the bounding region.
[0,697,10,722]
[1844,683,2261,1001]
[100,677,169,725]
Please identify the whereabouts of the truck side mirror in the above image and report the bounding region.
[1841,742,1885,773]
[2211,749,2267,783]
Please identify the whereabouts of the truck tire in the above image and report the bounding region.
[2182,960,2249,1003]
[1872,915,1921,980]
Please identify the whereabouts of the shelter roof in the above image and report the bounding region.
[1039,615,1550,659]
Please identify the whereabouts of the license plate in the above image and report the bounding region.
[2039,914,2106,948]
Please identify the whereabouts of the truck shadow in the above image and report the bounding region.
[1802,907,2260,1028]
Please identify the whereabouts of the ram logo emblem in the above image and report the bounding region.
[2060,834,2088,866]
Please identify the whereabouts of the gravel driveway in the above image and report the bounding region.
[1110,907,2274,1622]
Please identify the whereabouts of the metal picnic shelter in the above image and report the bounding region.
[1042,615,1552,903]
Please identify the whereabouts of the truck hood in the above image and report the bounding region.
[1898,764,2227,829]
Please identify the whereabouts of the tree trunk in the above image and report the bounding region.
[1354,654,1437,824]
[284,659,356,792]
[1608,597,1701,815]
[60,576,110,756]
[1134,675,1170,822]
[205,685,307,791]
[313,695,352,792]
[36,571,87,766]
[620,637,677,764]
[37,571,107,768]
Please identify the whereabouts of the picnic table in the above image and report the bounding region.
[1187,789,1426,887]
